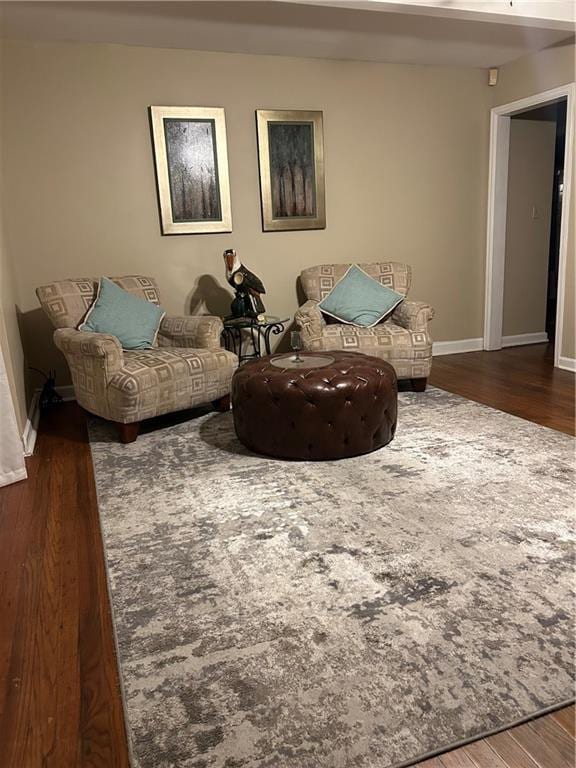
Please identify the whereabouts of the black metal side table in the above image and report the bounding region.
[222,316,289,364]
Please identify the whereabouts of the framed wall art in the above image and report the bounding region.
[149,106,232,235]
[256,110,325,232]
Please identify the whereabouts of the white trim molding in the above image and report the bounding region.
[484,82,575,371]
[433,333,550,357]
[501,332,549,348]
[484,108,511,350]
[557,356,576,373]
[433,338,484,356]
[22,391,40,457]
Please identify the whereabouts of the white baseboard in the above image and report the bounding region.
[433,333,551,357]
[501,332,548,348]
[557,356,576,373]
[22,391,40,457]
[21,384,76,456]
[432,338,484,356]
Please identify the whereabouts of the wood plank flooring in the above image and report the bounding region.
[414,707,576,768]
[0,343,574,767]
[429,343,575,436]
[0,405,129,767]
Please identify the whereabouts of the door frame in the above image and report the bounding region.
[484,82,575,369]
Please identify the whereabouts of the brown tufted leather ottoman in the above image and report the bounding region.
[231,351,397,460]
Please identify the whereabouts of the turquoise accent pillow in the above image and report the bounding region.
[79,277,165,349]
[318,265,404,327]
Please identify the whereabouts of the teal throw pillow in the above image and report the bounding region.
[79,277,165,349]
[318,265,404,327]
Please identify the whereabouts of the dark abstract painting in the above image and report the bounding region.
[268,122,316,218]
[256,110,325,231]
[164,119,221,222]
[150,106,232,235]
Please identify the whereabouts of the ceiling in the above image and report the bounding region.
[1,1,574,69]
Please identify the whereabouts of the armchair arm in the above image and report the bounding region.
[53,328,124,376]
[294,300,326,344]
[392,301,435,332]
[158,315,224,350]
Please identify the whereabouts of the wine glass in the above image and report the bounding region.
[291,330,303,363]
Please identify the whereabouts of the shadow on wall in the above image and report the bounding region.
[188,273,298,354]
[16,305,70,403]
[188,274,232,317]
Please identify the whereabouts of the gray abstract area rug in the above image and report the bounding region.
[88,388,575,768]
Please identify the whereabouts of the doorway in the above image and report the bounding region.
[484,84,575,371]
[544,100,567,344]
[503,100,566,348]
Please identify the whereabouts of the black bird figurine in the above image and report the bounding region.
[223,249,266,321]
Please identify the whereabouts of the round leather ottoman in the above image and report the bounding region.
[231,351,397,460]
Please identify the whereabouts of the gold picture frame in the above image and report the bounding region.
[149,106,232,235]
[256,110,325,232]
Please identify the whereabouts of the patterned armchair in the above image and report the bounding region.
[36,276,237,442]
[295,262,434,390]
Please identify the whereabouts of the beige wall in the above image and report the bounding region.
[0,44,27,432]
[493,43,576,106]
[502,119,556,337]
[493,42,575,360]
[0,39,492,389]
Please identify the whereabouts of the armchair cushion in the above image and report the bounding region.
[108,347,237,423]
[320,322,431,359]
[318,265,404,327]
[158,315,224,350]
[79,277,165,349]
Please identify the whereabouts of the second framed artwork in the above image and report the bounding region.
[256,110,326,232]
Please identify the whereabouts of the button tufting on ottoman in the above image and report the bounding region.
[231,351,398,460]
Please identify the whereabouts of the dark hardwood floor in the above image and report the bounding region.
[429,343,575,436]
[0,343,574,767]
[0,402,130,767]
